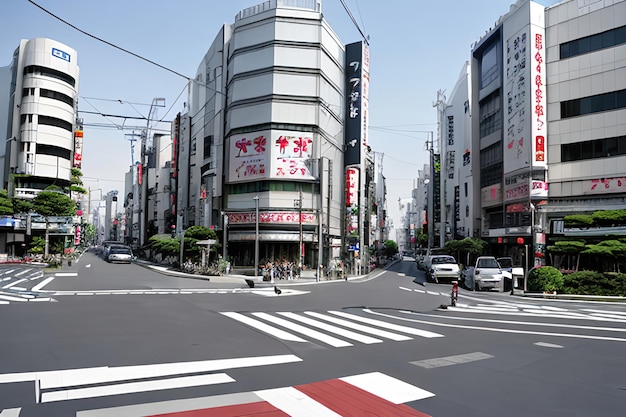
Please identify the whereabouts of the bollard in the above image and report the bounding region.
[451,280,458,307]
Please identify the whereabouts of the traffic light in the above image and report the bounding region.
[170,224,176,237]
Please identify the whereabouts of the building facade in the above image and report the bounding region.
[0,38,81,254]
[543,0,626,239]
[165,0,374,273]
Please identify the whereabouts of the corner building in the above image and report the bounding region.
[0,38,80,254]
[179,0,361,271]
[543,0,626,240]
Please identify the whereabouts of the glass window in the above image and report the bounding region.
[605,138,618,156]
[581,141,593,159]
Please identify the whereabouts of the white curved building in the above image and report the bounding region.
[1,38,80,198]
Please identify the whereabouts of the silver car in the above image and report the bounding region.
[106,246,133,264]
[473,256,504,291]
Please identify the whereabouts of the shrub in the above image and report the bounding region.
[563,271,626,296]
[528,266,563,293]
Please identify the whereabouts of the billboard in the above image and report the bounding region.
[344,41,369,167]
[503,27,532,174]
[227,130,316,183]
[345,167,359,238]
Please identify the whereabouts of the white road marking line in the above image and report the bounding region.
[277,312,383,344]
[447,305,626,322]
[42,373,234,403]
[397,273,406,277]
[54,272,78,277]
[255,386,342,417]
[411,352,494,369]
[220,312,308,342]
[340,371,435,403]
[0,301,9,305]
[2,279,27,289]
[341,309,444,338]
[534,342,564,348]
[252,312,353,347]
[392,310,626,342]
[589,312,626,320]
[0,355,302,389]
[0,269,16,275]
[305,312,412,341]
[14,269,32,277]
[0,408,21,416]
[8,287,26,291]
[1,277,11,282]
[0,294,28,302]
[582,308,626,316]
[399,286,413,291]
[32,277,55,292]
[28,297,53,302]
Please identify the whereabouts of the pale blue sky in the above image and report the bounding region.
[1,0,559,229]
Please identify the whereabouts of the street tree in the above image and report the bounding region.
[0,190,14,215]
[382,240,398,257]
[32,191,76,256]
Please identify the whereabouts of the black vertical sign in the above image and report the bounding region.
[344,42,363,167]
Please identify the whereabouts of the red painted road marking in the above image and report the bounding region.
[296,379,431,417]
[145,376,432,417]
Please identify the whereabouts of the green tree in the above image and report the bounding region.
[582,240,626,273]
[12,198,34,215]
[444,237,487,266]
[564,214,594,227]
[32,191,76,256]
[70,168,87,195]
[81,223,97,246]
[547,239,586,271]
[382,240,398,257]
[0,190,14,215]
[592,209,626,227]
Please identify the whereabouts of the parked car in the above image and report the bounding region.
[472,256,505,291]
[427,255,460,283]
[106,245,133,264]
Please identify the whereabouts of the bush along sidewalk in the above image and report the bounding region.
[528,266,626,297]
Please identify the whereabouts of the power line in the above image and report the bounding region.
[337,0,369,45]
[27,0,191,81]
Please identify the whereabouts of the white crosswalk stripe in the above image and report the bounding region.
[442,302,626,323]
[221,310,444,347]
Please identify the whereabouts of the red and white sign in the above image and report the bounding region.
[228,130,316,183]
[584,177,626,195]
[227,211,317,225]
[531,24,547,167]
[345,167,359,207]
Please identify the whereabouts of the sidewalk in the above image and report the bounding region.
[134,258,388,287]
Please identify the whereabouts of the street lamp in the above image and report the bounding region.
[254,196,260,277]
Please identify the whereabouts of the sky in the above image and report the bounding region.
[1,0,559,235]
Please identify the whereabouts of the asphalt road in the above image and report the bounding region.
[1,254,625,416]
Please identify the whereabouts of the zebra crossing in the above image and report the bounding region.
[221,310,444,347]
[440,299,626,323]
[0,267,54,305]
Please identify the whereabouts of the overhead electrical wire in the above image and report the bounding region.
[26,0,190,81]
[337,0,370,45]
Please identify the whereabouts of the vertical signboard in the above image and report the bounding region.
[73,119,83,169]
[530,21,547,167]
[345,167,359,239]
[344,41,366,167]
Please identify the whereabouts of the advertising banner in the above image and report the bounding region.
[227,130,316,183]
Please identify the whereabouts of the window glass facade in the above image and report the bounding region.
[561,135,626,162]
[560,25,626,59]
[23,65,76,87]
[561,89,626,118]
[479,92,501,138]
